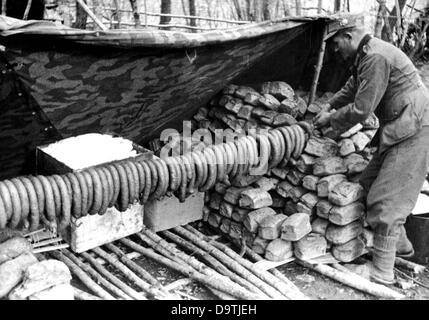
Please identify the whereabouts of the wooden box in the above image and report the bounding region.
[36,134,152,253]
[144,192,205,232]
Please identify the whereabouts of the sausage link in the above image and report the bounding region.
[125,161,140,203]
[0,195,6,229]
[176,156,188,202]
[298,120,314,136]
[106,165,120,208]
[200,148,217,192]
[46,176,61,220]
[66,173,82,219]
[134,161,146,197]
[75,172,89,216]
[11,178,30,229]
[20,177,40,231]
[37,176,57,231]
[0,181,12,221]
[101,167,114,209]
[95,168,110,215]
[272,130,285,167]
[146,160,158,196]
[241,137,253,175]
[279,127,292,167]
[267,132,281,168]
[291,125,301,159]
[196,150,208,188]
[296,125,307,156]
[28,176,48,227]
[183,153,196,195]
[212,145,225,183]
[140,161,152,204]
[191,151,204,190]
[82,171,94,214]
[52,175,71,231]
[87,168,103,215]
[152,159,168,199]
[252,134,270,175]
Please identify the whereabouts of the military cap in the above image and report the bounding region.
[325,14,366,40]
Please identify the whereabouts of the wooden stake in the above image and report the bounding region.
[172,226,287,299]
[308,23,327,106]
[138,229,267,299]
[50,251,115,300]
[297,260,405,299]
[76,0,107,31]
[62,249,132,300]
[1,0,6,16]
[23,0,32,20]
[80,251,146,300]
[184,225,308,300]
[395,257,426,274]
[112,0,121,28]
[161,230,268,297]
[119,238,262,300]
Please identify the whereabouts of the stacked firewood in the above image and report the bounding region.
[198,81,380,263]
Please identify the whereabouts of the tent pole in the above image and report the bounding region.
[76,0,107,31]
[308,23,327,106]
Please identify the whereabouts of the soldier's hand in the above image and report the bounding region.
[314,110,333,128]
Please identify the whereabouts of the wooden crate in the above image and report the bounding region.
[144,192,204,232]
[37,134,152,253]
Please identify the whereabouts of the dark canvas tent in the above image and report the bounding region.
[0,15,350,180]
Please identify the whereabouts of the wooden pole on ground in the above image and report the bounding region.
[298,260,405,299]
[23,0,32,20]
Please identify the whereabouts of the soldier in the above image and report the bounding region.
[314,16,429,284]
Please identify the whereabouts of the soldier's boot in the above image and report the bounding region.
[396,225,414,259]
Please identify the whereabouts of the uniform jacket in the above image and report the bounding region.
[327,35,429,154]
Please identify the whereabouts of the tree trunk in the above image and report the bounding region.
[295,0,301,15]
[73,0,88,29]
[189,0,196,28]
[317,0,323,14]
[112,0,121,29]
[334,0,341,12]
[374,0,385,39]
[160,0,172,28]
[129,0,141,27]
[283,0,291,16]
[263,0,270,20]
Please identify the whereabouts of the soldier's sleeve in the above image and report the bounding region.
[327,75,357,109]
[330,53,390,132]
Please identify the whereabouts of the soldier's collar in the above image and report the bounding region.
[353,34,372,66]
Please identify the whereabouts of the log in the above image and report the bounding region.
[294,233,327,261]
[119,238,261,300]
[258,214,288,240]
[302,175,320,192]
[0,237,32,265]
[243,207,276,233]
[270,193,286,209]
[224,187,250,205]
[331,237,365,262]
[229,221,243,240]
[172,226,285,299]
[329,182,365,206]
[313,157,347,177]
[271,168,289,180]
[281,213,312,241]
[273,113,297,126]
[61,249,132,300]
[234,86,257,99]
[239,188,273,209]
[329,202,365,226]
[50,251,115,300]
[80,251,146,300]
[326,221,363,245]
[265,239,293,262]
[351,132,371,152]
[296,202,315,217]
[219,218,231,234]
[244,92,262,106]
[259,111,278,125]
[214,183,229,195]
[278,99,298,117]
[298,260,405,299]
[207,212,223,228]
[237,105,254,120]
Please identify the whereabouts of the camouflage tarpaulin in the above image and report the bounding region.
[0,15,332,179]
